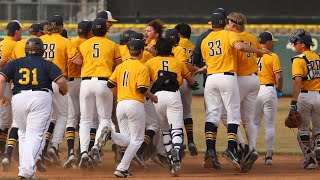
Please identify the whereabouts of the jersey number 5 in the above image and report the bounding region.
[18,68,38,85]
[93,44,100,58]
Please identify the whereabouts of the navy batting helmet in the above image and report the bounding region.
[25,38,45,56]
[289,29,314,47]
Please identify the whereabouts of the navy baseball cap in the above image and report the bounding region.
[210,13,226,27]
[48,15,63,26]
[129,32,144,41]
[96,10,118,22]
[259,31,279,43]
[92,18,106,30]
[77,20,92,35]
[208,8,228,24]
[121,30,136,42]
[164,28,179,39]
[29,24,42,33]
[128,39,145,51]
[7,20,22,33]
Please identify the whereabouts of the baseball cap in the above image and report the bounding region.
[77,20,92,35]
[48,15,63,26]
[92,18,107,36]
[96,10,118,22]
[208,8,228,24]
[120,30,135,44]
[61,29,68,38]
[129,32,145,41]
[259,31,279,43]
[210,13,226,27]
[164,28,179,39]
[7,20,22,33]
[29,23,42,33]
[128,39,145,51]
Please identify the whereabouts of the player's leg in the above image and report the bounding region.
[310,92,320,165]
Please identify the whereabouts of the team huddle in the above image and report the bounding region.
[0,7,319,179]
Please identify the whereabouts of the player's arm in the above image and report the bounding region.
[0,61,14,106]
[55,76,68,95]
[139,88,158,103]
[72,54,83,65]
[234,41,271,55]
[48,62,68,95]
[275,72,283,92]
[107,70,118,96]
[0,57,9,67]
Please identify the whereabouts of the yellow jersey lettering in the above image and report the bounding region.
[18,68,38,85]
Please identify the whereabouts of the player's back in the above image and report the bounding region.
[257,52,281,85]
[201,30,240,74]
[118,44,153,63]
[12,38,29,59]
[179,37,195,64]
[68,36,87,78]
[236,32,261,76]
[110,60,150,103]
[40,33,76,76]
[79,36,120,78]
[145,56,190,86]
[6,56,61,93]
[172,46,189,63]
[0,36,18,62]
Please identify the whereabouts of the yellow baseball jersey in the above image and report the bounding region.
[201,30,241,74]
[108,59,150,103]
[257,50,282,85]
[0,36,17,62]
[145,56,191,86]
[236,32,261,76]
[79,36,121,78]
[292,51,320,90]
[12,36,37,59]
[179,37,195,64]
[40,33,78,76]
[68,36,87,78]
[119,45,154,63]
[105,34,109,39]
[146,39,157,48]
[172,46,189,63]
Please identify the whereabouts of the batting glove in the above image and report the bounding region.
[276,89,283,98]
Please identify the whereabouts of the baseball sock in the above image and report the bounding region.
[0,128,8,155]
[205,122,217,152]
[227,124,239,152]
[66,127,76,155]
[137,129,155,155]
[6,127,18,161]
[89,128,97,151]
[43,122,55,155]
[184,118,194,144]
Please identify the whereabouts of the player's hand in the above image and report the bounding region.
[193,66,207,75]
[290,100,297,111]
[276,89,283,98]
[188,81,199,90]
[0,58,9,67]
[0,97,10,106]
[151,95,158,103]
[145,46,157,56]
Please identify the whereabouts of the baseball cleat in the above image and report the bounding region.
[133,154,148,170]
[114,170,133,178]
[170,148,181,177]
[1,157,10,172]
[78,152,89,170]
[188,143,198,157]
[63,154,77,169]
[314,147,320,161]
[151,153,170,168]
[240,150,259,173]
[222,149,241,171]
[112,144,122,164]
[97,126,111,149]
[91,145,102,164]
[48,147,61,166]
[304,156,316,170]
[265,156,272,165]
[43,152,54,166]
[36,157,47,172]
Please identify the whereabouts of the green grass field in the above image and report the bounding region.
[191,96,301,155]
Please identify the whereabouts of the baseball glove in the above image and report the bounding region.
[285,110,302,128]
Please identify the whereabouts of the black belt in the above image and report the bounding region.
[81,77,108,81]
[68,78,75,81]
[301,90,320,94]
[13,88,50,95]
[262,84,274,87]
[208,72,235,76]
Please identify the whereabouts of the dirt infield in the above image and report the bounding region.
[1,152,320,180]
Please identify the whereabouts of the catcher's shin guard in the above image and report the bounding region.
[297,133,312,157]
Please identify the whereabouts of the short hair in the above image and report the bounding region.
[45,25,63,35]
[228,12,247,31]
[147,19,165,37]
[175,23,191,39]
[155,38,174,56]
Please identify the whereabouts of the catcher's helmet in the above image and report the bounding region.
[288,29,314,46]
[25,38,45,56]
[164,28,180,46]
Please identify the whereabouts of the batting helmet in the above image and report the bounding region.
[289,29,314,46]
[25,38,45,56]
[120,30,135,45]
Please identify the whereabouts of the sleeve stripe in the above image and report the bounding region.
[108,79,117,85]
[70,53,80,61]
[53,74,63,82]
[138,85,149,88]
[273,69,282,73]
[183,71,191,77]
[0,72,9,82]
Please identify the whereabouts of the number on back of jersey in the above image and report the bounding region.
[207,40,222,57]
[43,43,56,60]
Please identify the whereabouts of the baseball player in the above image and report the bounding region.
[73,18,121,170]
[119,30,136,59]
[0,37,68,179]
[167,25,199,156]
[254,31,283,165]
[96,10,118,39]
[1,23,44,171]
[195,13,270,171]
[288,29,320,169]
[107,39,158,178]
[144,19,165,56]
[40,15,79,166]
[220,12,261,172]
[145,38,197,176]
[64,20,93,169]
[0,20,22,169]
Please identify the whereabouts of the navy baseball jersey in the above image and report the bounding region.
[0,56,62,94]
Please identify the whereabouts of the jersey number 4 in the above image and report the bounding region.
[18,68,38,85]
[207,40,222,57]
[257,57,263,71]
